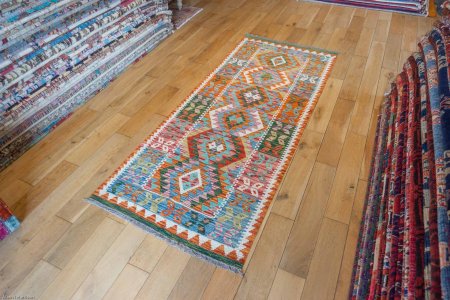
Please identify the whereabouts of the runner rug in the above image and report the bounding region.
[87,34,336,272]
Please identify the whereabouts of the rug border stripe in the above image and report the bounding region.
[87,194,243,273]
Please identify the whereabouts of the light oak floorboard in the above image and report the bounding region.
[268,269,305,300]
[103,264,149,300]
[40,218,124,300]
[135,247,191,300]
[201,269,242,300]
[71,224,146,300]
[235,213,293,299]
[168,257,216,299]
[12,260,60,299]
[300,218,348,300]
[279,162,336,277]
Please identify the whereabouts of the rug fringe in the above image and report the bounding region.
[86,197,244,275]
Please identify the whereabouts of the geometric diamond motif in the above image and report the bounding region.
[144,156,229,217]
[257,51,301,71]
[187,129,246,168]
[237,86,268,107]
[271,55,286,66]
[258,120,296,158]
[243,89,263,103]
[179,169,202,194]
[277,94,309,124]
[209,104,265,137]
[243,66,291,90]
[225,83,282,114]
[177,94,213,123]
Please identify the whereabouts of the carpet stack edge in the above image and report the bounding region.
[350,18,450,299]
[299,0,428,16]
[0,0,174,171]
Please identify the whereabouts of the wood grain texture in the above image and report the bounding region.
[316,98,354,167]
[268,269,305,300]
[325,132,366,224]
[235,213,293,299]
[280,162,336,277]
[12,260,60,299]
[272,130,323,219]
[0,216,70,294]
[168,258,216,299]
[334,179,368,299]
[129,235,168,273]
[135,247,191,300]
[300,218,348,300]
[202,269,242,300]
[44,206,107,269]
[103,264,149,300]
[71,224,146,300]
[40,218,124,300]
[0,0,434,299]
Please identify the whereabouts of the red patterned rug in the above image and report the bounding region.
[87,34,336,272]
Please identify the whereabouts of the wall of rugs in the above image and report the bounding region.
[0,0,173,171]
[350,20,450,299]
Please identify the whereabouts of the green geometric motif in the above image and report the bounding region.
[258,120,296,158]
[177,94,213,123]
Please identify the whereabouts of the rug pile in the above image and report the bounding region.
[0,0,173,171]
[88,34,336,272]
[350,20,450,299]
[302,0,428,15]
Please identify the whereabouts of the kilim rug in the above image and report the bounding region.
[171,5,203,29]
[87,34,336,272]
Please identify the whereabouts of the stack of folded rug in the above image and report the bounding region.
[300,0,428,16]
[0,199,19,240]
[0,0,173,171]
[350,20,450,299]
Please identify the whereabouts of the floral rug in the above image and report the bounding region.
[87,34,336,272]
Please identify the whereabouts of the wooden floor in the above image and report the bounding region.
[0,0,435,299]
